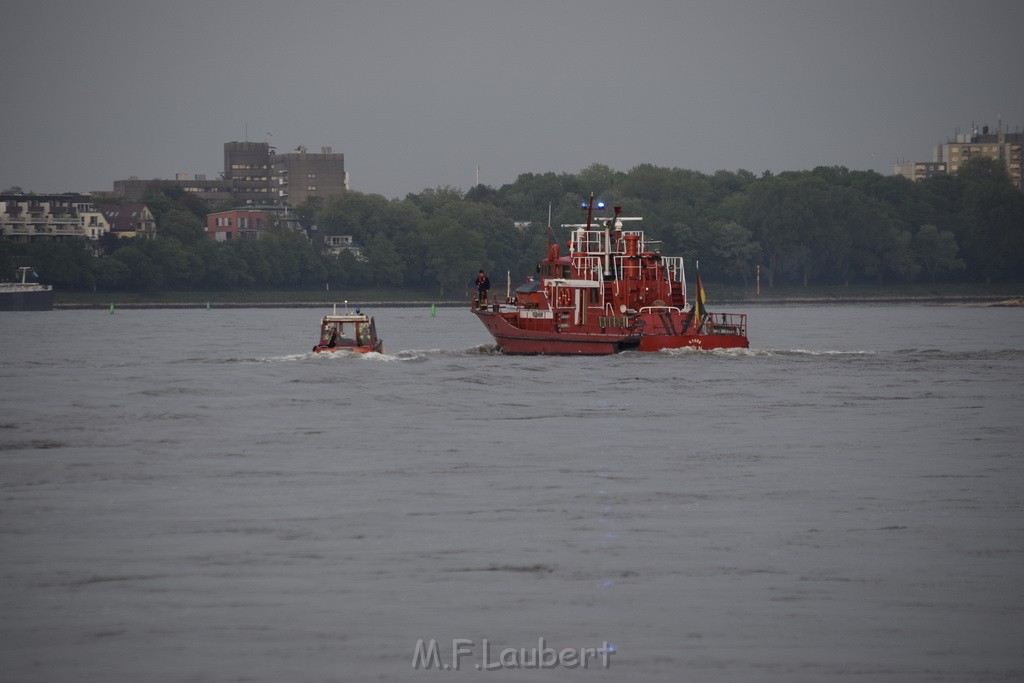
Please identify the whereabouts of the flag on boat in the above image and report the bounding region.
[694,267,707,326]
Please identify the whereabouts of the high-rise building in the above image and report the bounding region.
[933,126,1023,190]
[271,145,348,206]
[224,141,275,204]
[115,141,348,205]
[894,124,1023,191]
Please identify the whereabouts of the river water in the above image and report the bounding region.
[1,303,1022,682]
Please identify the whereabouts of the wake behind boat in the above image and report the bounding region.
[471,197,749,354]
[312,307,383,354]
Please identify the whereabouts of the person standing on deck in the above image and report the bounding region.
[475,270,490,305]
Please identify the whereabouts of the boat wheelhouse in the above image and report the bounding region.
[312,311,383,354]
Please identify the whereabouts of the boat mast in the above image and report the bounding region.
[604,206,620,278]
[584,193,595,230]
[546,203,553,246]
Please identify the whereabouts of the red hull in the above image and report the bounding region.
[312,345,378,354]
[474,308,748,355]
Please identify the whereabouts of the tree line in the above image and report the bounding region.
[3,156,1022,294]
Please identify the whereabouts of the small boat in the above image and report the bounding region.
[312,309,384,353]
[0,267,53,312]
[471,196,749,354]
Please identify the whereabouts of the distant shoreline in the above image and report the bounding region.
[53,295,1024,310]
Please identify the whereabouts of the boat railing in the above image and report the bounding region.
[570,255,607,284]
[639,305,683,314]
[661,256,685,284]
[568,229,605,254]
[705,312,747,337]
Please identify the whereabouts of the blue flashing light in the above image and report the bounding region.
[596,201,606,209]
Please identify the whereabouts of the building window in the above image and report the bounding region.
[307,186,317,191]
[307,173,316,179]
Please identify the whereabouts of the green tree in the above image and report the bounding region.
[439,201,517,278]
[294,195,325,227]
[142,185,211,222]
[324,250,367,287]
[0,241,16,281]
[956,157,1024,281]
[317,191,394,244]
[194,241,253,289]
[705,220,760,286]
[913,224,964,282]
[403,185,464,218]
[157,208,206,245]
[147,238,198,288]
[731,176,808,287]
[112,245,164,290]
[93,257,131,290]
[362,233,404,286]
[577,164,624,199]
[29,240,96,290]
[418,217,487,297]
[496,172,578,223]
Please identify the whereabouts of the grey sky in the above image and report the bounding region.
[3,0,1022,199]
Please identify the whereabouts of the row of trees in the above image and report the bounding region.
[3,156,1022,293]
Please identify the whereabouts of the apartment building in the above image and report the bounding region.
[896,124,1023,191]
[206,208,269,242]
[893,160,947,183]
[934,126,1023,190]
[0,193,110,242]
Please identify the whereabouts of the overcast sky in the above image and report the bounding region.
[3,0,1022,199]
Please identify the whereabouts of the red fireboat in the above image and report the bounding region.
[471,196,749,355]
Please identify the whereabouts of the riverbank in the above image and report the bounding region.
[52,283,1024,309]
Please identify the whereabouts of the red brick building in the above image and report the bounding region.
[206,209,268,242]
